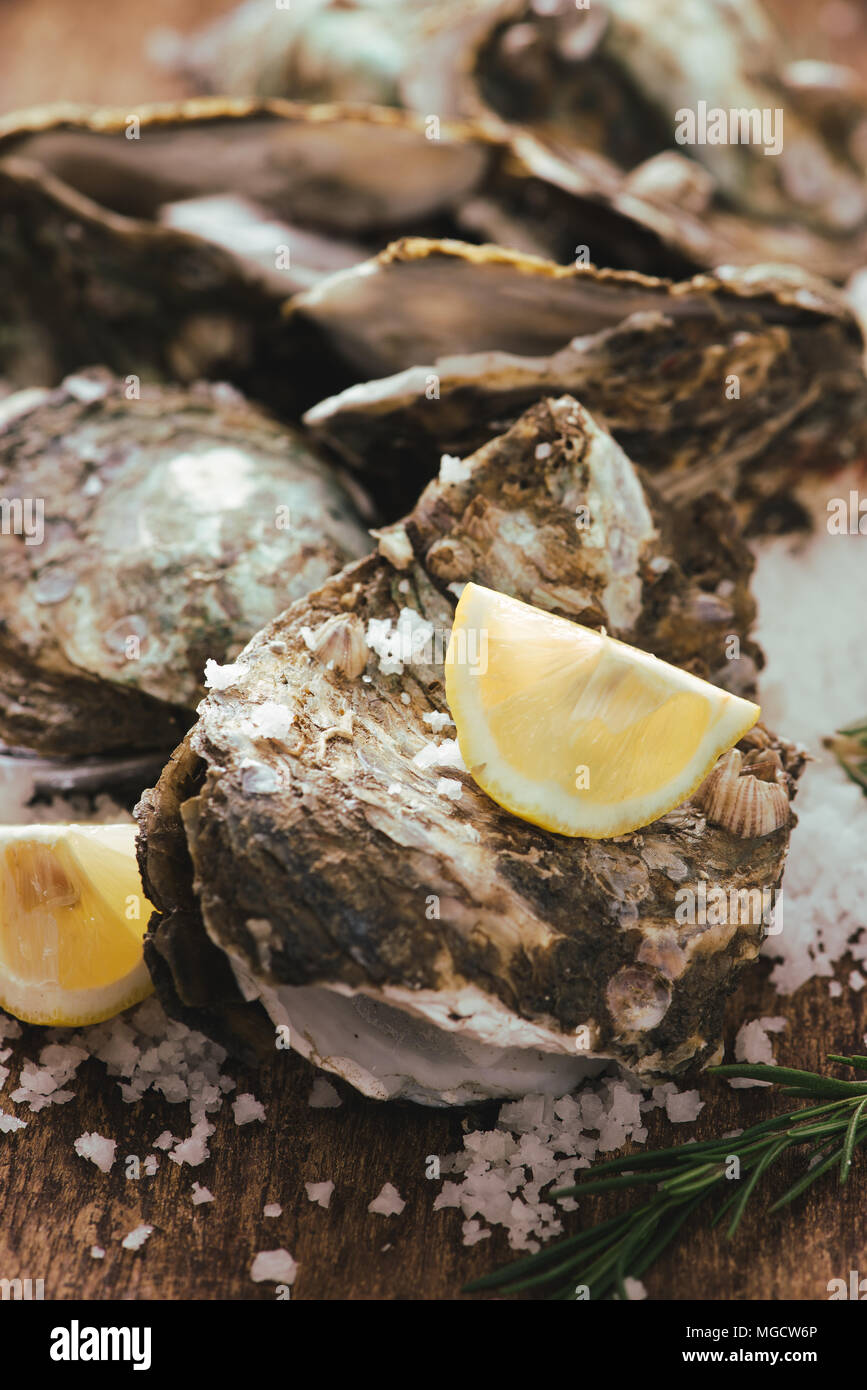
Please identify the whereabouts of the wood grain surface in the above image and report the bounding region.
[0,0,866,1303]
[2,956,866,1301]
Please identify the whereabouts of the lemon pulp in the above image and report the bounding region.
[0,823,153,1025]
[445,583,759,838]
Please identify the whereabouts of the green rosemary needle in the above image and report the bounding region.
[825,718,867,794]
[464,1056,867,1300]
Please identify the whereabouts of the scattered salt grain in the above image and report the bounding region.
[169,1120,214,1167]
[665,1090,705,1123]
[423,711,455,733]
[829,980,843,997]
[462,1219,491,1246]
[413,738,466,772]
[239,701,295,742]
[305,1181,334,1209]
[309,1078,342,1109]
[850,970,865,992]
[534,442,552,460]
[728,1017,787,1088]
[90,1247,105,1260]
[366,608,435,676]
[233,1093,266,1125]
[368,1183,405,1217]
[435,777,463,801]
[121,1225,153,1251]
[0,1109,26,1133]
[204,658,247,691]
[74,1132,117,1173]
[439,453,472,484]
[191,1183,215,1205]
[251,1249,297,1285]
[153,1131,176,1151]
[623,1277,647,1301]
[263,1203,283,1218]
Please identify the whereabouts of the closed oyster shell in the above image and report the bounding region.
[136,397,802,1101]
[0,100,494,394]
[299,238,867,525]
[172,0,867,280]
[0,372,372,757]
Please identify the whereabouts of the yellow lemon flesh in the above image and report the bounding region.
[445,583,760,839]
[0,823,153,1026]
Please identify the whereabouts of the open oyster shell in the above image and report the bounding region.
[0,100,496,393]
[137,397,802,1103]
[298,238,867,526]
[0,371,372,758]
[171,0,867,280]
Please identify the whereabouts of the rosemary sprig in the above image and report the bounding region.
[825,717,867,794]
[464,1056,867,1300]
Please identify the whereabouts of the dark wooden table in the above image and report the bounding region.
[2,958,866,1301]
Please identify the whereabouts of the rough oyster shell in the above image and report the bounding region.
[172,0,867,280]
[0,371,372,758]
[137,397,802,1102]
[298,238,867,525]
[0,100,493,393]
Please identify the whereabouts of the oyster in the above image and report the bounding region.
[0,100,493,393]
[0,371,372,758]
[299,239,867,526]
[137,397,802,1103]
[171,0,867,279]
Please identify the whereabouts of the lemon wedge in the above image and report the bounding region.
[0,823,154,1026]
[445,583,760,839]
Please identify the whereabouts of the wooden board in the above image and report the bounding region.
[2,957,866,1301]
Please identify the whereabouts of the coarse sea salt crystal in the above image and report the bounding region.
[305,1181,334,1209]
[436,777,463,801]
[90,1246,105,1259]
[623,1277,647,1301]
[264,1203,282,1218]
[665,1090,704,1123]
[728,1016,786,1088]
[439,453,472,484]
[413,738,466,772]
[366,608,435,676]
[169,1120,213,1166]
[240,701,295,742]
[309,1078,342,1109]
[74,1132,117,1173]
[204,658,247,691]
[0,1011,22,1041]
[829,980,843,997]
[423,711,454,732]
[0,1110,26,1133]
[191,1183,215,1205]
[368,1183,405,1217]
[850,970,865,992]
[251,1249,297,1285]
[462,1219,491,1246]
[232,1093,266,1125]
[121,1225,153,1251]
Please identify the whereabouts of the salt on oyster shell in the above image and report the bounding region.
[0,371,372,758]
[137,397,802,1104]
[171,0,867,280]
[298,238,867,526]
